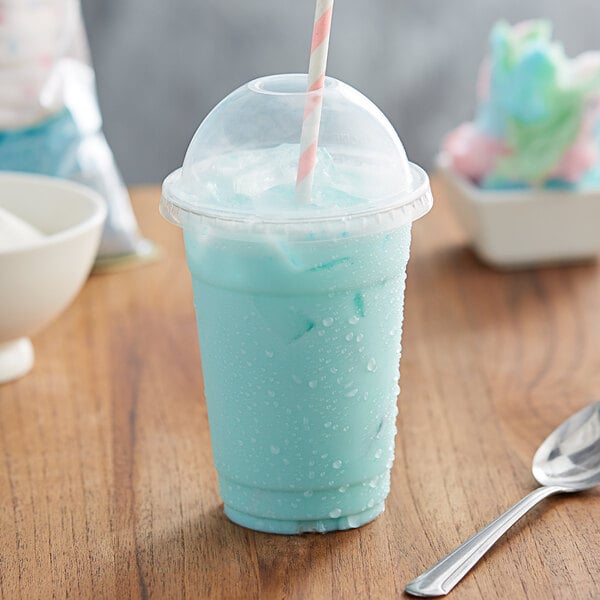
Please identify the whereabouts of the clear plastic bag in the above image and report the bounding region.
[0,0,153,264]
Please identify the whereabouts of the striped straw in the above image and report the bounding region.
[296,0,334,204]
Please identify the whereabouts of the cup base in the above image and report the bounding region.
[0,337,34,384]
[223,502,385,534]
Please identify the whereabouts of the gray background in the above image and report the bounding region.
[80,0,600,185]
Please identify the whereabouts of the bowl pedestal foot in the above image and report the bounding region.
[0,338,34,384]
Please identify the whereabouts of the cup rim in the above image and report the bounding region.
[161,162,432,236]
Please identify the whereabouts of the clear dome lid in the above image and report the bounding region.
[161,74,431,232]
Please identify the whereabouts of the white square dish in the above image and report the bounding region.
[437,156,600,268]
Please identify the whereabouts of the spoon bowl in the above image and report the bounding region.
[533,401,600,490]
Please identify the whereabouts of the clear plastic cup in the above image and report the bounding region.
[161,74,432,534]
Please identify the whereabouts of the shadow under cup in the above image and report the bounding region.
[183,220,412,534]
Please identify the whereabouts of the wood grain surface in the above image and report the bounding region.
[1,183,599,599]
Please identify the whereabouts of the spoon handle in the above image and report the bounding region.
[405,485,564,597]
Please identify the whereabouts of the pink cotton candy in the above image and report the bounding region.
[552,139,598,182]
[443,122,508,182]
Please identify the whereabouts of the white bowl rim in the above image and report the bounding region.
[0,172,107,257]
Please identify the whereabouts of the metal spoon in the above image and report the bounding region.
[405,401,600,597]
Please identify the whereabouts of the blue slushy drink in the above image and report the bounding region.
[161,75,432,534]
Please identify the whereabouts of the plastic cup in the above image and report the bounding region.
[161,74,432,534]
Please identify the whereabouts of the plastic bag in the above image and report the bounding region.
[0,0,153,265]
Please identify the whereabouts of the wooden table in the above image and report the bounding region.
[1,184,599,599]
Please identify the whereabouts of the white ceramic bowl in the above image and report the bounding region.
[0,173,106,383]
[437,156,600,268]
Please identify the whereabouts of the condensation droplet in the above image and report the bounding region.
[332,460,342,469]
[292,374,302,385]
[374,448,383,459]
[330,366,338,374]
[338,484,349,493]
[303,490,314,497]
[347,514,361,528]
[329,508,342,518]
[265,349,274,358]
[270,446,280,455]
[367,358,377,372]
[356,333,364,342]
[345,332,354,341]
[367,498,375,508]
[308,380,318,389]
[324,421,332,428]
[345,388,359,398]
[348,315,360,325]
[267,390,275,397]
[322,317,334,327]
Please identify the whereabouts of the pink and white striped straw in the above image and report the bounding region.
[296,0,334,204]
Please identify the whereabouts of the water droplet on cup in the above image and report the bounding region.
[270,446,280,455]
[322,317,334,327]
[332,460,342,469]
[348,315,360,325]
[329,508,342,518]
[308,380,318,389]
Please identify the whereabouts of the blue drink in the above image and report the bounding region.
[161,75,432,533]
[184,216,411,533]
